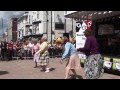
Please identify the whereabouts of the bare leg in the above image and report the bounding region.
[34,61,37,68]
[71,69,77,76]
[65,67,70,79]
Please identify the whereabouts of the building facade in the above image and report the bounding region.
[17,11,77,42]
[7,18,18,42]
[2,31,7,41]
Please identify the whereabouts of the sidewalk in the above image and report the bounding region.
[0,58,120,79]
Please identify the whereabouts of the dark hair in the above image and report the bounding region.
[63,33,69,39]
[84,28,93,34]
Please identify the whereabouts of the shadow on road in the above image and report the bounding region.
[69,74,83,79]
[104,69,120,76]
[0,71,9,75]
[49,68,56,72]
[40,68,56,72]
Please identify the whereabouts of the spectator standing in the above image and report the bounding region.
[0,39,8,61]
[7,40,13,60]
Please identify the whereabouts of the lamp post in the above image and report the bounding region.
[72,18,73,37]
[46,11,48,39]
[1,18,3,38]
[51,11,52,46]
[64,18,66,33]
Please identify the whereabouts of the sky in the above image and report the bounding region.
[0,11,25,36]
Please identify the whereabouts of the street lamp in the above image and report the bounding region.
[0,18,4,38]
[72,18,73,37]
[46,11,48,39]
[64,18,66,33]
[51,11,52,46]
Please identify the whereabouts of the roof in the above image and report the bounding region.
[65,11,120,20]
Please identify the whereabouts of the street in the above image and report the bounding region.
[0,58,120,79]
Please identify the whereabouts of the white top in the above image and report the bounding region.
[24,45,28,50]
[28,43,34,48]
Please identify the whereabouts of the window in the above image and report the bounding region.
[55,23,64,30]
[37,11,39,19]
[19,31,20,37]
[29,15,31,24]
[65,11,67,14]
[36,25,39,34]
[33,24,39,34]
[33,25,36,34]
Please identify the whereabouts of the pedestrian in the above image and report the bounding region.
[0,39,8,61]
[17,42,24,60]
[23,42,28,58]
[35,36,49,72]
[13,42,17,57]
[7,40,13,61]
[32,40,40,68]
[60,33,81,79]
[28,41,34,58]
[77,29,104,79]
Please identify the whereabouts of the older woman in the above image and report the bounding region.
[77,29,104,79]
[35,36,49,73]
[60,33,81,79]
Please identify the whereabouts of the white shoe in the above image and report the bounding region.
[45,68,50,73]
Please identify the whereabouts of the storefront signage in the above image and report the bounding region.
[76,20,92,60]
[76,20,92,49]
[76,21,86,49]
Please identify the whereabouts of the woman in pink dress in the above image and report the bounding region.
[32,40,40,68]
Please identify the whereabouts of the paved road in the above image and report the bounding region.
[0,58,120,79]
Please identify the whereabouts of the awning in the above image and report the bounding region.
[32,20,41,24]
[23,34,43,38]
[65,11,120,20]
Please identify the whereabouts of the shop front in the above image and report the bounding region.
[65,11,120,73]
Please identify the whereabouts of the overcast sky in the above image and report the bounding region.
[0,11,25,36]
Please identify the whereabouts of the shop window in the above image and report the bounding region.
[55,22,64,30]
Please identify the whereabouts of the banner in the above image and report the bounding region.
[76,20,92,60]
[104,61,112,69]
[116,63,120,70]
[76,21,87,49]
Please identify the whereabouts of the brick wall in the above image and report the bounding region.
[12,18,18,42]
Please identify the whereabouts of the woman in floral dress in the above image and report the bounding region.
[77,29,104,79]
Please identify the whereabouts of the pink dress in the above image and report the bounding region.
[32,43,40,62]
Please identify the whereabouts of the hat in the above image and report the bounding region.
[63,33,69,39]
[56,37,62,43]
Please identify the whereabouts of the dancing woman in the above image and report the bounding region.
[61,33,81,79]
[77,29,104,79]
